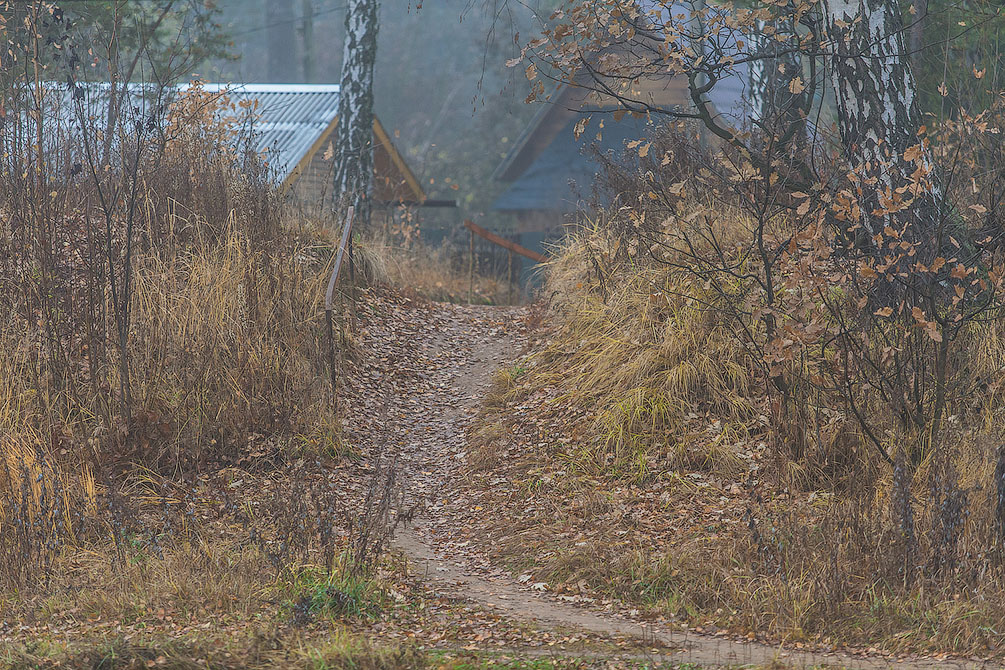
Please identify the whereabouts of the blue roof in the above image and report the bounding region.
[493,1,753,213]
[494,115,657,212]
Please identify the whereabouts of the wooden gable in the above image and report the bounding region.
[284,116,426,207]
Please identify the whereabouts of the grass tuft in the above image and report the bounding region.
[279,563,386,624]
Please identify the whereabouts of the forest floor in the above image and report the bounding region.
[348,296,988,670]
[1,290,996,669]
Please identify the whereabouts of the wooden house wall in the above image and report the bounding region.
[290,133,416,206]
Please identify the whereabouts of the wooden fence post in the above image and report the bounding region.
[324,206,356,408]
[508,249,515,304]
[468,226,475,304]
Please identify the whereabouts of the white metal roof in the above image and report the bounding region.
[46,82,343,182]
[195,83,342,181]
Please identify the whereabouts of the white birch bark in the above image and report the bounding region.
[821,0,939,249]
[332,0,379,226]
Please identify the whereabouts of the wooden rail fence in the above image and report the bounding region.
[463,219,548,304]
[324,206,356,404]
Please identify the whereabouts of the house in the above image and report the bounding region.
[493,3,751,233]
[50,82,433,210]
[196,84,427,208]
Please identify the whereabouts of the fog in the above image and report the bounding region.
[197,1,558,237]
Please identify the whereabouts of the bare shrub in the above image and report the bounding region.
[0,9,351,592]
[498,74,1005,650]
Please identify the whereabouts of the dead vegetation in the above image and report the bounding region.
[0,25,539,663]
[0,13,408,653]
[358,234,525,306]
[461,117,1005,657]
[0,628,425,670]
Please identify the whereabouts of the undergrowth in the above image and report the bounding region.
[0,630,424,670]
[280,563,386,624]
[358,236,524,305]
[467,221,1005,656]
[475,228,756,480]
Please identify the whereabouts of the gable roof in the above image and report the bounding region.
[39,81,426,203]
[494,2,751,212]
[196,83,425,202]
[495,115,657,213]
[198,83,341,186]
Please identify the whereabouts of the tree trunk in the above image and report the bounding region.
[332,0,379,228]
[821,0,940,253]
[266,0,297,82]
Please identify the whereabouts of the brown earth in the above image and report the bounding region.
[357,300,991,670]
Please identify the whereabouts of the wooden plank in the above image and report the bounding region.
[464,220,548,264]
[325,206,356,311]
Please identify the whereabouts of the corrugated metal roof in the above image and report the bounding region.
[195,83,341,181]
[23,82,429,203]
[45,82,342,182]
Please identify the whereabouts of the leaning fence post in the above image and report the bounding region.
[508,249,515,304]
[468,224,475,304]
[324,206,356,407]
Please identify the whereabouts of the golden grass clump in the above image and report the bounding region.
[530,226,757,476]
[126,225,345,467]
[0,438,95,535]
[463,214,1005,655]
[0,343,97,555]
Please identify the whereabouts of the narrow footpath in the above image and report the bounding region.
[349,298,988,670]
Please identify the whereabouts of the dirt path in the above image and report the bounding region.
[369,302,989,670]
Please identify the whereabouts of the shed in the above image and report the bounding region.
[48,82,429,208]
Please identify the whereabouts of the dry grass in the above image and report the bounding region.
[0,346,99,588]
[126,225,345,468]
[358,236,522,305]
[0,83,368,610]
[462,224,1005,657]
[0,627,424,670]
[482,227,756,480]
[22,539,272,624]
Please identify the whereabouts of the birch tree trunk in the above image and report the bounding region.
[332,0,379,228]
[821,0,940,255]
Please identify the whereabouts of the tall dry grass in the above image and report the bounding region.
[0,84,352,588]
[0,330,99,589]
[358,235,525,305]
[505,224,756,479]
[472,218,1005,654]
[124,225,342,468]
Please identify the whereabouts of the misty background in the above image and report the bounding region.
[195,1,561,238]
